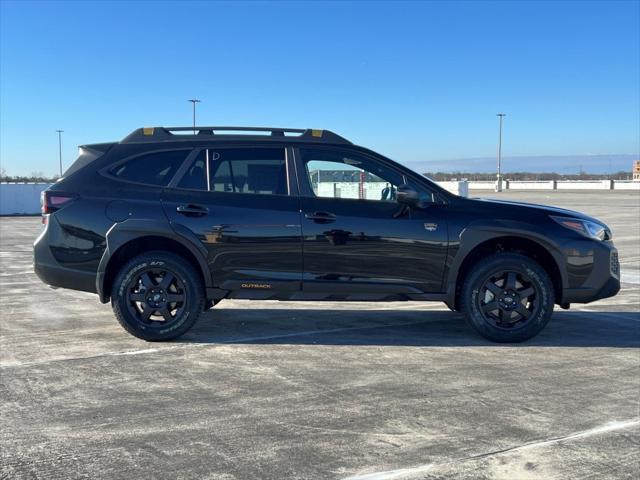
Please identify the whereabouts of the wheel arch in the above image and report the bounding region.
[447,231,565,310]
[96,220,212,303]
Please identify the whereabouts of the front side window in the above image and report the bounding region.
[111,150,189,186]
[301,148,403,202]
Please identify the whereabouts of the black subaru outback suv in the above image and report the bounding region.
[34,126,620,342]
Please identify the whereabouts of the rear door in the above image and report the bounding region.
[162,145,303,295]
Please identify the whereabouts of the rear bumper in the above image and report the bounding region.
[33,218,97,293]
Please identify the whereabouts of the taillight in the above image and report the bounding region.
[41,191,75,223]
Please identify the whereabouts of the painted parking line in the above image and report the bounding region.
[620,270,640,285]
[0,318,434,368]
[343,418,640,480]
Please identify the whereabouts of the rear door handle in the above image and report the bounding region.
[305,211,336,223]
[176,204,209,217]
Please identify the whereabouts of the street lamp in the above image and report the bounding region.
[56,130,64,177]
[496,113,506,192]
[188,99,201,133]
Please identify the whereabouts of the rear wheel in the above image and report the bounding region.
[460,253,554,343]
[112,251,205,341]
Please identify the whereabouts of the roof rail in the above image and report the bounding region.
[121,126,352,145]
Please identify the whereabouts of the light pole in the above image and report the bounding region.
[56,130,64,177]
[188,99,200,133]
[496,113,506,192]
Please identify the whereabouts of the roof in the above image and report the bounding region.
[121,126,352,145]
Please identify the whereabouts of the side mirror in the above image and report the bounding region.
[396,184,419,207]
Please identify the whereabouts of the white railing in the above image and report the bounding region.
[1,179,638,215]
[0,183,53,215]
[467,180,639,191]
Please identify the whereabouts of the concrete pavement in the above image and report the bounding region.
[1,191,639,479]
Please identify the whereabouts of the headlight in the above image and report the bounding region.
[550,216,611,241]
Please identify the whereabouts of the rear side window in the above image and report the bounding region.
[110,150,189,186]
[176,147,287,195]
[177,150,207,190]
[211,148,286,195]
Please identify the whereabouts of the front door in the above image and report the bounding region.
[295,147,448,296]
[162,145,302,295]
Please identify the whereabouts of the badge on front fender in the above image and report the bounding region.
[424,223,438,232]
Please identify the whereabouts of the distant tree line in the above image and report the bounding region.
[0,167,634,184]
[0,168,59,183]
[424,171,634,181]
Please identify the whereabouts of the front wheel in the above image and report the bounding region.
[460,253,554,343]
[111,251,205,341]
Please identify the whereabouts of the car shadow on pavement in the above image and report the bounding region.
[181,308,640,348]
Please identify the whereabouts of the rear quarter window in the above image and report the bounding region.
[110,150,189,186]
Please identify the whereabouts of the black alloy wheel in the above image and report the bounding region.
[476,269,539,329]
[126,268,187,326]
[112,251,204,341]
[460,253,554,343]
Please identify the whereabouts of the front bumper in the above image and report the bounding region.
[561,243,620,304]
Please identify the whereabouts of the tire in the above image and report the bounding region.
[460,253,554,343]
[111,251,205,341]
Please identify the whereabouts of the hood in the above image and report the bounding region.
[470,197,603,224]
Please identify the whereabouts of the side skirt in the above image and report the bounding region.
[206,287,447,302]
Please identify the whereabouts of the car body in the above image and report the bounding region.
[34,126,620,342]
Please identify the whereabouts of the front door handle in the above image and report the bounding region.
[176,204,209,217]
[305,211,336,223]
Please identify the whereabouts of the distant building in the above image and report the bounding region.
[634,161,640,182]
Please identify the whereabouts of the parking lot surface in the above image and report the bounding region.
[1,190,639,479]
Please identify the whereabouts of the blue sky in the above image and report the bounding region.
[1,0,638,176]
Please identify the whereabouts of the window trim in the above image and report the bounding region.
[101,148,197,188]
[205,150,211,191]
